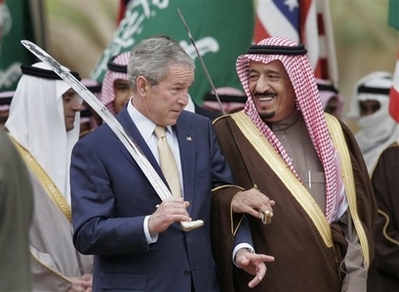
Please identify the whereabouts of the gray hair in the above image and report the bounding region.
[127,35,195,91]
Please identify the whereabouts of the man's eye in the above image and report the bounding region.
[372,105,380,112]
[269,74,279,80]
[248,74,258,80]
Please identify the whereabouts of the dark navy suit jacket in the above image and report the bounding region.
[70,108,245,291]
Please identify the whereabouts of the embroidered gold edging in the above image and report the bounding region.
[30,246,72,283]
[212,113,233,125]
[325,114,370,267]
[8,134,72,222]
[231,112,333,247]
[212,184,245,235]
[212,184,243,192]
[378,209,399,246]
[231,191,245,236]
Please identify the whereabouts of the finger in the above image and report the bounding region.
[247,207,265,219]
[156,203,190,216]
[248,262,266,288]
[248,272,264,288]
[255,254,275,263]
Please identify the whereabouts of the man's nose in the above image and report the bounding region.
[256,77,271,93]
[179,92,189,106]
[71,96,82,111]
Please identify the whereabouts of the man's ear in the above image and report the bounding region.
[136,76,148,94]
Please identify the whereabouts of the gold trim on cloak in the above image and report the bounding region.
[378,209,399,246]
[8,134,72,222]
[325,113,370,267]
[212,184,245,235]
[371,142,399,247]
[231,111,333,247]
[229,111,370,266]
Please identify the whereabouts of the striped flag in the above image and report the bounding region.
[388,0,399,122]
[254,0,338,84]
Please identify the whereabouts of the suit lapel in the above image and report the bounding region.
[116,109,164,181]
[174,116,195,211]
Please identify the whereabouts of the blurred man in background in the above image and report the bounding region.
[316,78,345,119]
[347,71,398,175]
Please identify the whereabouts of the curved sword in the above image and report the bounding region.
[176,12,270,224]
[20,39,203,232]
[177,8,226,115]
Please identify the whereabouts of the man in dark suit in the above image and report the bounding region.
[70,36,274,291]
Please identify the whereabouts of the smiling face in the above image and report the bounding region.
[248,60,296,123]
[136,64,194,126]
[62,88,81,131]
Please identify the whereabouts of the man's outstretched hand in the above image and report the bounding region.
[235,248,275,288]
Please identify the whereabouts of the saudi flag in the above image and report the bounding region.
[0,0,45,91]
[388,0,399,31]
[90,0,254,105]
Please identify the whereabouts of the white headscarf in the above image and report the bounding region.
[347,71,398,174]
[5,62,81,204]
[236,36,344,223]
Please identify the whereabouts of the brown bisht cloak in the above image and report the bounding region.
[211,112,376,292]
[367,142,399,292]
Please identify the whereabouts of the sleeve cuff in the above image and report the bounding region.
[144,215,158,244]
[232,243,255,268]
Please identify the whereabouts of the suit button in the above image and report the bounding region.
[184,269,190,276]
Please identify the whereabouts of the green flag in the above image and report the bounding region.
[90,0,254,104]
[388,0,399,30]
[0,1,44,91]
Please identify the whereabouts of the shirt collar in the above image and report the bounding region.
[127,101,174,142]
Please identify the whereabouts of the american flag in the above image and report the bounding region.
[254,0,338,84]
[388,0,399,123]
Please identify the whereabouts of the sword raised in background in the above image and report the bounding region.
[177,9,271,224]
[20,39,204,232]
[177,8,226,115]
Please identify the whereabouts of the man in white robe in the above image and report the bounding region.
[5,62,93,291]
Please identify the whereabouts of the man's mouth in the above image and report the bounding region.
[255,93,276,102]
[258,96,274,102]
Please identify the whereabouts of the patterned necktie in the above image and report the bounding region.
[154,125,182,198]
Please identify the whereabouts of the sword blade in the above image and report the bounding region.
[177,8,226,115]
[20,40,203,231]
